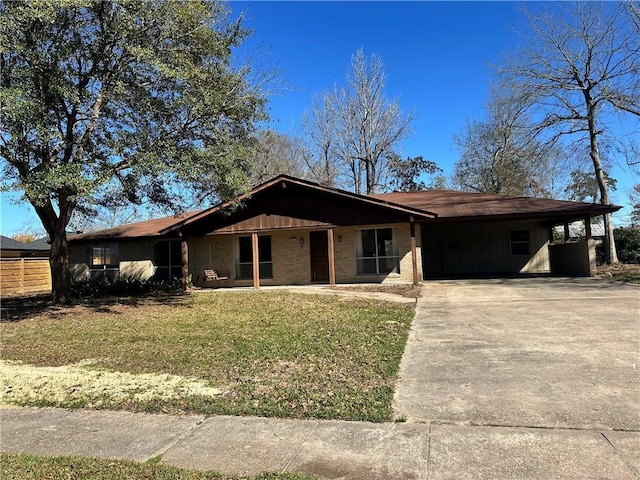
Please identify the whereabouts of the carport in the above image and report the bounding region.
[378,190,623,279]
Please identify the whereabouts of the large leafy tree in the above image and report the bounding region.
[564,169,617,204]
[502,2,640,263]
[386,155,442,192]
[0,0,267,302]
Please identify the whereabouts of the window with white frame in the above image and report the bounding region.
[356,228,399,275]
[509,230,530,255]
[236,235,273,279]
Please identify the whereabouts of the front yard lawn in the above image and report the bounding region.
[1,292,414,422]
[0,452,313,480]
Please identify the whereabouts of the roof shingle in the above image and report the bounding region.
[370,190,619,221]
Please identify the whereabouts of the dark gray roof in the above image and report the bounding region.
[0,235,50,252]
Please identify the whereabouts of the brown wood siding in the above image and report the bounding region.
[422,221,550,277]
[1,258,52,295]
[185,185,413,236]
[212,213,331,234]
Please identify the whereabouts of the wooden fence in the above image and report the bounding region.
[0,258,51,295]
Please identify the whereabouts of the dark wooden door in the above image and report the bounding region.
[310,231,329,282]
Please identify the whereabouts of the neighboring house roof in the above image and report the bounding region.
[371,190,620,223]
[553,223,606,238]
[0,235,50,252]
[68,175,622,242]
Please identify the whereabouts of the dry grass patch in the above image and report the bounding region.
[1,292,414,421]
[597,263,640,284]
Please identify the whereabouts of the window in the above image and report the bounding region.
[90,244,119,267]
[236,235,273,279]
[356,228,399,275]
[509,230,530,256]
[153,240,182,280]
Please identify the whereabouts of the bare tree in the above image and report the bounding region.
[502,2,640,263]
[303,49,416,194]
[301,93,341,187]
[453,85,564,197]
[10,218,46,242]
[245,130,309,185]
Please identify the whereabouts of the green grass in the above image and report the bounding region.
[1,291,414,421]
[0,452,314,480]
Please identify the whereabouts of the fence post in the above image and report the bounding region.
[20,258,25,294]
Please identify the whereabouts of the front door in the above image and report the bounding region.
[310,231,329,282]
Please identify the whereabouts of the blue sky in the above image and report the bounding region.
[235,1,523,164]
[1,1,636,235]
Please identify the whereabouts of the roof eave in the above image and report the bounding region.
[430,205,622,224]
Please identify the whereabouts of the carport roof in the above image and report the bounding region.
[371,190,621,222]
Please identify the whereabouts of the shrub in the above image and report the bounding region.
[596,227,640,264]
[70,277,183,298]
[614,227,640,264]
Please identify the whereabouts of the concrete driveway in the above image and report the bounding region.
[394,278,639,431]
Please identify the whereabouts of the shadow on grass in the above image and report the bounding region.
[0,292,188,323]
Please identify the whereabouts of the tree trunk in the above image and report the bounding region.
[32,194,75,303]
[49,230,72,304]
[586,98,618,264]
[602,213,618,264]
[367,159,376,194]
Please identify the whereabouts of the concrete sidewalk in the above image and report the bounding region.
[2,406,639,479]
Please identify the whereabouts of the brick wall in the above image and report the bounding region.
[189,223,420,287]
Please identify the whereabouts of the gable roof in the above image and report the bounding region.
[68,176,622,242]
[371,190,620,223]
[70,176,436,242]
[167,175,436,234]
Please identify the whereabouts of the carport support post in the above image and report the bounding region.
[327,228,336,286]
[584,217,592,239]
[180,236,189,291]
[251,232,260,290]
[564,222,570,243]
[584,217,597,276]
[410,219,418,285]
